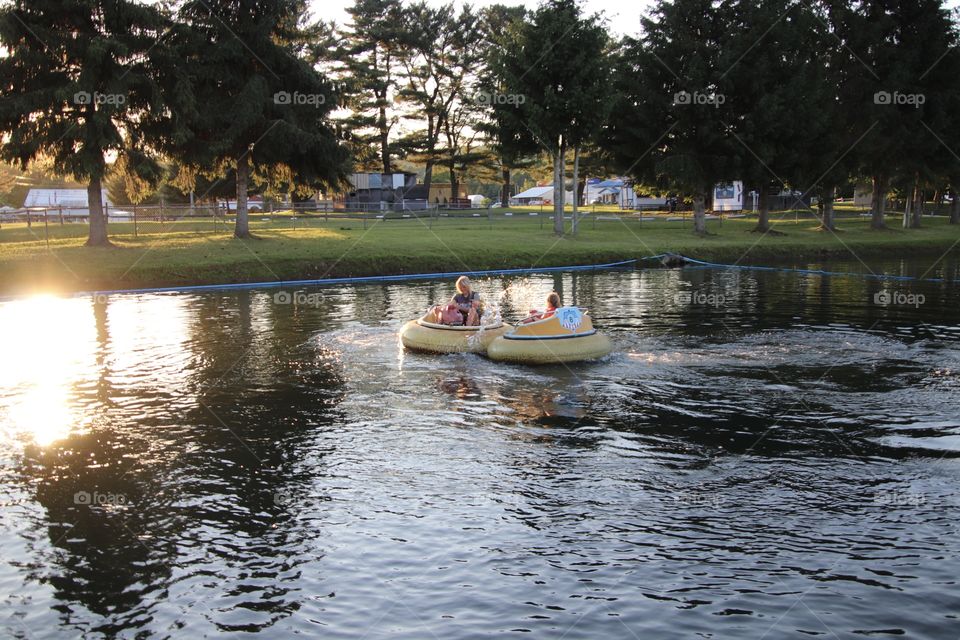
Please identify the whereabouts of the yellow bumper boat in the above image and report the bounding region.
[486,307,612,365]
[400,316,513,354]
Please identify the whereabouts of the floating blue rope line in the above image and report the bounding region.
[65,258,639,299]
[644,254,949,284]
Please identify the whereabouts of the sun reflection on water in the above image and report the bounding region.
[0,295,96,448]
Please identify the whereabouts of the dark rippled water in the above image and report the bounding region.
[1,257,959,639]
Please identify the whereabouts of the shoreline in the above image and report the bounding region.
[1,217,957,298]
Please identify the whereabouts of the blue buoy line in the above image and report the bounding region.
[640,254,950,284]
[61,258,639,300]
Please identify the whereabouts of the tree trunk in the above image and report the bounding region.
[235,152,251,239]
[693,193,707,235]
[553,141,565,236]
[380,105,391,175]
[902,187,911,229]
[501,165,511,209]
[571,146,580,235]
[449,162,459,208]
[752,186,770,233]
[820,183,836,231]
[952,192,960,224]
[910,179,923,229]
[85,175,110,247]
[423,115,436,207]
[870,174,888,229]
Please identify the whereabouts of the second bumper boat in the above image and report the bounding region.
[487,307,612,365]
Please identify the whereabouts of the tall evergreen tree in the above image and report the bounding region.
[336,0,405,174]
[845,0,958,229]
[802,0,865,232]
[603,0,735,235]
[723,0,831,234]
[173,0,349,238]
[941,42,960,225]
[477,4,539,208]
[396,2,481,203]
[0,0,173,246]
[892,0,959,228]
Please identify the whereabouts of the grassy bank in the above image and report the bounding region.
[1,213,958,296]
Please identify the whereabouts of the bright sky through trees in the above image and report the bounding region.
[312,0,646,32]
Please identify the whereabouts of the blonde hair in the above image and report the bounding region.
[455,276,471,294]
[547,292,561,308]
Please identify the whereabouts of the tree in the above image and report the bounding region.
[396,2,481,204]
[335,0,405,174]
[723,0,831,234]
[603,0,735,235]
[844,0,958,229]
[801,0,867,232]
[476,4,540,208]
[440,98,486,204]
[894,0,960,228]
[173,0,349,238]
[944,52,960,226]
[0,0,172,246]
[502,0,610,235]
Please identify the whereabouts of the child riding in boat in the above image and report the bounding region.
[429,276,483,326]
[523,292,561,323]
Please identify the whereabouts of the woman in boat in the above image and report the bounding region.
[427,276,483,326]
[451,276,482,326]
[523,291,561,323]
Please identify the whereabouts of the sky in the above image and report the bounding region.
[310,0,649,35]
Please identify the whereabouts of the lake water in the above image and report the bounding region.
[1,257,959,639]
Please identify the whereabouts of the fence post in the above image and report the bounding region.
[58,205,64,225]
[133,206,138,238]
[44,209,50,248]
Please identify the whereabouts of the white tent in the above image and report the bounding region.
[510,186,575,206]
[467,194,486,208]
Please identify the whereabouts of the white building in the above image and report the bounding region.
[584,178,667,210]
[713,181,745,212]
[23,188,112,218]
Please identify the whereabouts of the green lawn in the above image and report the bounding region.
[1,212,958,296]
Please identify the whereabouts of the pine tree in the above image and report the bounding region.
[723,0,832,234]
[173,0,349,238]
[476,4,539,209]
[396,2,482,204]
[0,0,173,246]
[603,0,735,235]
[845,0,959,229]
[336,0,405,174]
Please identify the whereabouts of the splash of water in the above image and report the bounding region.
[467,294,504,349]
